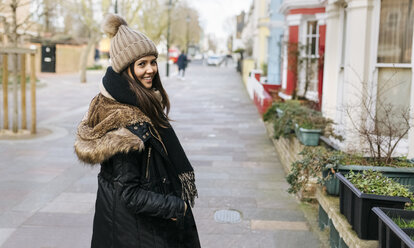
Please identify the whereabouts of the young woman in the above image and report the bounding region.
[74,13,200,248]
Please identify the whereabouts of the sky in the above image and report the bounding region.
[187,0,253,40]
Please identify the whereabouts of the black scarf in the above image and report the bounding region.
[102,67,198,207]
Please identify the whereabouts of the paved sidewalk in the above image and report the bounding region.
[0,62,320,247]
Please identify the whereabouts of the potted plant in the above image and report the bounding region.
[324,75,414,194]
[324,161,414,196]
[263,101,288,121]
[286,146,343,194]
[294,110,333,146]
[271,100,305,139]
[286,146,414,196]
[264,100,337,144]
[373,207,414,248]
[276,107,284,118]
[337,171,411,240]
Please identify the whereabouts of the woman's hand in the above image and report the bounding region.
[171,202,187,221]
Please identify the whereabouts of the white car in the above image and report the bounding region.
[207,55,223,66]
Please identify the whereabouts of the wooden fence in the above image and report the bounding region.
[1,47,37,134]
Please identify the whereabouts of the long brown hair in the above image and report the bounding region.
[122,63,171,128]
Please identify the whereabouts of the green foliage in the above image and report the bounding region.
[286,147,414,194]
[392,217,414,228]
[266,100,334,139]
[346,170,412,198]
[261,62,268,77]
[286,146,344,194]
[273,101,304,139]
[87,64,103,70]
[263,102,285,122]
[233,48,245,54]
[295,109,333,130]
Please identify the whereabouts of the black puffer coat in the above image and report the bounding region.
[75,94,200,248]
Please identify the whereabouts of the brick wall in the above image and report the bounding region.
[29,43,95,74]
[265,122,303,174]
[56,44,94,73]
[265,122,317,199]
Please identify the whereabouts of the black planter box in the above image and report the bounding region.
[323,165,414,196]
[337,173,411,240]
[373,207,414,248]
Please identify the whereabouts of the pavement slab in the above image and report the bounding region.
[0,62,321,247]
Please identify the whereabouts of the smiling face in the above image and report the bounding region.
[129,55,158,89]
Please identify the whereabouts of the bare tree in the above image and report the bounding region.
[0,0,47,132]
[169,2,202,51]
[59,0,202,83]
[60,0,112,83]
[207,34,217,53]
[117,0,167,42]
[344,68,413,165]
[223,16,236,38]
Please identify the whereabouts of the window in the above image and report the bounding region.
[376,0,413,138]
[297,20,320,99]
[306,21,319,57]
[376,68,411,138]
[377,0,413,63]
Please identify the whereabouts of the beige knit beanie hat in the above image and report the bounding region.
[102,13,158,73]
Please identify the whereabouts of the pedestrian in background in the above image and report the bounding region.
[74,13,200,248]
[177,50,189,80]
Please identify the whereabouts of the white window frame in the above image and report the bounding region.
[371,0,414,156]
[299,18,321,101]
[305,20,320,59]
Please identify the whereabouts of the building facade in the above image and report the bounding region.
[253,0,271,70]
[279,0,326,107]
[322,0,414,157]
[267,0,285,85]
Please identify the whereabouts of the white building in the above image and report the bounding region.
[322,0,414,157]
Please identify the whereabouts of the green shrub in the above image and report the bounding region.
[347,170,414,210]
[286,146,343,193]
[286,147,414,194]
[263,102,285,122]
[273,101,304,139]
[346,170,411,198]
[87,64,103,70]
[294,109,333,131]
[264,100,335,139]
[392,217,414,228]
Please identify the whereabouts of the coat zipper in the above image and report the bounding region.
[146,147,151,179]
[149,127,168,155]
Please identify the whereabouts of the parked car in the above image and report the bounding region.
[207,55,223,66]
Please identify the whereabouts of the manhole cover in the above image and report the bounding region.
[214,209,242,224]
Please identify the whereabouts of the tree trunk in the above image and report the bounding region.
[80,35,98,83]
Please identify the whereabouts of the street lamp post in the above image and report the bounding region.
[166,0,172,77]
[186,14,190,54]
[114,0,118,13]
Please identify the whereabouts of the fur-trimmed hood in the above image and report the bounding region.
[75,93,152,165]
